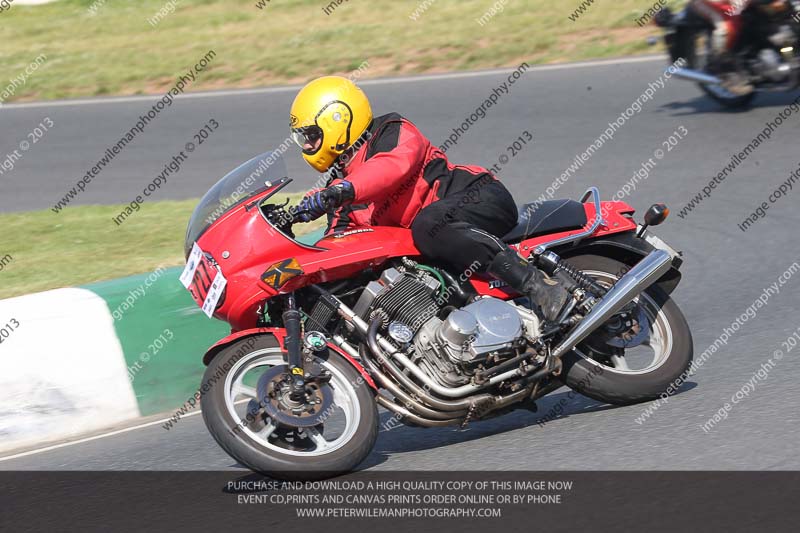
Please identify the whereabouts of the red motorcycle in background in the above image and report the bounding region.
[181,150,693,480]
[657,0,800,108]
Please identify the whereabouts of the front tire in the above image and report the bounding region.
[558,255,693,405]
[201,335,378,480]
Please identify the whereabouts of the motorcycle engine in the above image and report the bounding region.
[354,266,540,388]
[413,298,534,387]
[353,267,442,330]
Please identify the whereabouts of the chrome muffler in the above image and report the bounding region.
[551,249,673,359]
[670,67,722,85]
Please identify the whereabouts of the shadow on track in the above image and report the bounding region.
[358,382,698,470]
[662,90,800,116]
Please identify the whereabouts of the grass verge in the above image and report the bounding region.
[0,193,323,299]
[0,0,679,103]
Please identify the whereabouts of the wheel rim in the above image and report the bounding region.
[222,348,361,457]
[574,269,674,375]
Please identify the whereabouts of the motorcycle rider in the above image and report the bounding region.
[289,76,570,321]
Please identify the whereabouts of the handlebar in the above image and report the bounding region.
[262,201,312,233]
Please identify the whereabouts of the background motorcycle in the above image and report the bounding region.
[656,0,800,108]
[181,150,692,480]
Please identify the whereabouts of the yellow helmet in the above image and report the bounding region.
[290,76,373,173]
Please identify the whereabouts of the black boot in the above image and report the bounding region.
[488,249,571,322]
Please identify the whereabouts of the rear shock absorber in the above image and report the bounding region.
[535,251,608,297]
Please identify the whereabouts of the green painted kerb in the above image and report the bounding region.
[84,268,228,416]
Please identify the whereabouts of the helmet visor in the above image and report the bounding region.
[291,125,324,155]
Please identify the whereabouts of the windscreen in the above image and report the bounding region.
[184,150,288,257]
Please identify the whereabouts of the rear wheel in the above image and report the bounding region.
[558,255,693,405]
[201,335,378,480]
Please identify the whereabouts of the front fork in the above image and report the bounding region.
[282,294,306,400]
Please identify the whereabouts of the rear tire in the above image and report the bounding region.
[201,335,378,480]
[558,255,693,405]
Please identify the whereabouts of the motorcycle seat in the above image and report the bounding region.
[502,199,588,244]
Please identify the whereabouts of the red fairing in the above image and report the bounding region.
[193,183,424,331]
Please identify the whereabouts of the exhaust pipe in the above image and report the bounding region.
[552,250,673,359]
[670,67,722,85]
[362,321,474,414]
[332,294,525,398]
[375,395,462,428]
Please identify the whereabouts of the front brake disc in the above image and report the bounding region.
[256,365,334,428]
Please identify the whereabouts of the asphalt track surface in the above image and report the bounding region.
[2,56,799,471]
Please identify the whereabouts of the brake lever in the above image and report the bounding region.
[263,202,293,227]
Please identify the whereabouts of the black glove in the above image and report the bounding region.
[321,181,355,209]
[296,181,355,223]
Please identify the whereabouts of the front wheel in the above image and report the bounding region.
[201,335,378,480]
[558,255,693,405]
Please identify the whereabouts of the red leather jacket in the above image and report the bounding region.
[323,113,496,234]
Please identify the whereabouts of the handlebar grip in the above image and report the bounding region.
[291,206,309,223]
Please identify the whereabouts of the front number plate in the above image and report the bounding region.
[180,243,227,318]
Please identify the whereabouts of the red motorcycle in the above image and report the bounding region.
[181,150,693,479]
